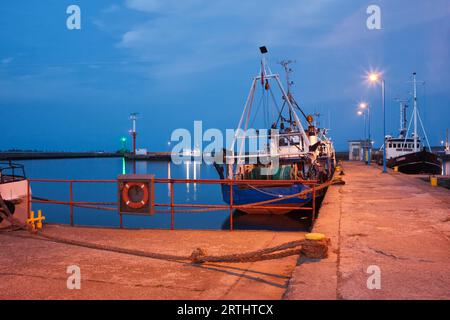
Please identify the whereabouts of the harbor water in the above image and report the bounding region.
[18,158,310,231]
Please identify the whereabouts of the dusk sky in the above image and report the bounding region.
[1,0,449,152]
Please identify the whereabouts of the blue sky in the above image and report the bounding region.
[0,0,449,151]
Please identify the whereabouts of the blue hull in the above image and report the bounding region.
[221,183,313,214]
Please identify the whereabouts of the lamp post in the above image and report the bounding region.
[358,102,371,165]
[368,73,386,173]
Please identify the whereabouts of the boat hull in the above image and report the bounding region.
[221,183,320,215]
[0,179,29,228]
[387,150,442,175]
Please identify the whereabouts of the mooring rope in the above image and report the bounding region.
[0,230,329,264]
[0,177,343,263]
[29,177,344,214]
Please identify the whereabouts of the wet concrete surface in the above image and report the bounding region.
[0,226,304,299]
[286,161,450,300]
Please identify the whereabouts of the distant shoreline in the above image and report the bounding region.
[1,150,444,162]
[0,151,170,161]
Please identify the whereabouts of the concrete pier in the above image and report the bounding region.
[1,161,449,300]
[286,161,450,300]
[0,227,302,299]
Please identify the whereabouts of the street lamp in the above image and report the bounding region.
[368,72,386,173]
[358,102,371,165]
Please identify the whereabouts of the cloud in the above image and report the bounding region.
[102,4,121,14]
[314,0,450,49]
[117,0,337,78]
[2,57,14,65]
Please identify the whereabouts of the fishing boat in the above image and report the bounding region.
[385,73,441,174]
[0,161,29,227]
[214,47,336,214]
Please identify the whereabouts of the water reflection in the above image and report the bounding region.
[184,160,201,201]
[442,159,449,176]
[221,211,311,231]
[19,158,311,231]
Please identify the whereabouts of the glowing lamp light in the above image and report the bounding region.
[359,102,368,109]
[357,110,364,116]
[369,73,379,82]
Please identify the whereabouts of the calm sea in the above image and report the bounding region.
[17,158,309,231]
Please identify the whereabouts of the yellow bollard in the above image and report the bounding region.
[305,233,326,241]
[26,210,45,231]
[27,211,36,231]
[394,166,399,173]
[430,176,438,187]
[36,210,45,230]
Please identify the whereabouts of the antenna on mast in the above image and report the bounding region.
[279,60,296,96]
[394,98,408,138]
[407,72,430,152]
[313,111,322,127]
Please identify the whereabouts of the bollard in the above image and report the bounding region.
[27,210,36,231]
[26,210,46,231]
[36,210,45,230]
[303,233,330,259]
[430,176,438,187]
[305,233,326,241]
[394,166,399,173]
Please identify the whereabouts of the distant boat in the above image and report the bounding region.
[385,72,441,174]
[0,161,29,227]
[214,47,336,215]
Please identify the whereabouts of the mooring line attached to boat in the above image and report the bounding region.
[245,183,284,198]
[236,178,342,209]
[28,178,344,215]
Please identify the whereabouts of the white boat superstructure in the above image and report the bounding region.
[0,161,30,227]
[385,72,431,160]
[226,48,335,178]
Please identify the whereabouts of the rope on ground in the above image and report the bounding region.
[2,230,330,264]
[1,177,339,262]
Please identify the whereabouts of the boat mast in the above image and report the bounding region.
[413,72,418,152]
[279,60,295,124]
[395,98,408,138]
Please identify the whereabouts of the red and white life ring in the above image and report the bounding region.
[121,182,149,209]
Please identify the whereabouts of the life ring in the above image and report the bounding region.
[121,182,149,209]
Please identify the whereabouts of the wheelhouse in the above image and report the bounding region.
[0,161,27,184]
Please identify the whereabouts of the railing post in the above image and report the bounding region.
[119,212,123,229]
[312,184,316,226]
[27,179,31,219]
[170,180,174,230]
[229,180,234,231]
[69,181,74,227]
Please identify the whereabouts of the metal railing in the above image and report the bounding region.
[27,177,319,230]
